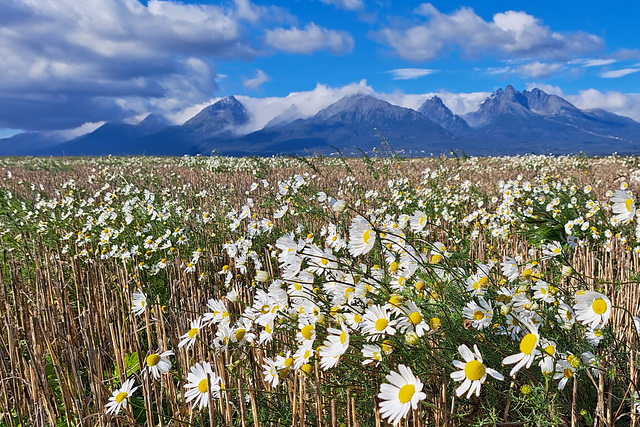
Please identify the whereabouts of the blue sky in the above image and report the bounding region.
[2,0,640,138]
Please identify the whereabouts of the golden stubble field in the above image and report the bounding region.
[1,154,640,426]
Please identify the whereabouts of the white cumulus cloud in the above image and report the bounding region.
[265,23,354,55]
[516,62,564,78]
[243,69,271,90]
[376,3,604,62]
[524,82,565,96]
[0,0,286,131]
[566,89,640,121]
[230,81,489,134]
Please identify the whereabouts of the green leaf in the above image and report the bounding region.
[124,352,140,375]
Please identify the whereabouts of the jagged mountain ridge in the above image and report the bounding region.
[417,96,469,135]
[3,87,640,156]
[198,94,453,156]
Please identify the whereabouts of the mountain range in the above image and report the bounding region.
[3,85,640,156]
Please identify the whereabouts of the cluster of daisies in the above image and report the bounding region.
[118,205,621,425]
[2,156,637,425]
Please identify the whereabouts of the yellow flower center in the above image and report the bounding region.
[344,287,355,298]
[473,310,485,320]
[284,357,294,368]
[390,261,399,272]
[353,314,362,323]
[626,198,634,212]
[188,328,198,339]
[235,329,246,341]
[340,331,347,344]
[375,318,389,331]
[363,230,372,244]
[115,391,128,403]
[544,345,555,356]
[198,378,208,393]
[563,368,573,379]
[398,384,415,404]
[431,254,442,263]
[430,317,442,329]
[519,333,537,355]
[146,354,161,367]
[594,329,602,337]
[321,258,328,266]
[301,325,314,340]
[389,294,403,306]
[592,298,607,314]
[409,311,423,325]
[523,269,532,280]
[464,360,486,381]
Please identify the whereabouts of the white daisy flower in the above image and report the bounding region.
[362,344,382,366]
[296,322,316,344]
[361,304,397,341]
[319,325,350,370]
[502,322,540,377]
[293,340,315,370]
[450,344,503,398]
[262,357,280,388]
[541,241,562,259]
[430,242,449,264]
[581,351,599,379]
[145,350,174,380]
[537,339,556,375]
[348,216,376,257]
[574,291,612,329]
[105,378,138,415]
[462,298,493,330]
[585,327,604,346]
[553,359,575,390]
[184,361,221,410]
[378,365,426,425]
[465,273,490,297]
[611,189,635,223]
[131,288,147,316]
[178,317,204,349]
[501,257,519,282]
[531,280,557,304]
[409,210,428,232]
[397,300,430,337]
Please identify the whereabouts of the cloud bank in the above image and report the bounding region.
[265,23,355,55]
[0,0,300,131]
[376,3,604,62]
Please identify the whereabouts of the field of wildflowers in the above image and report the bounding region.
[1,153,640,426]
